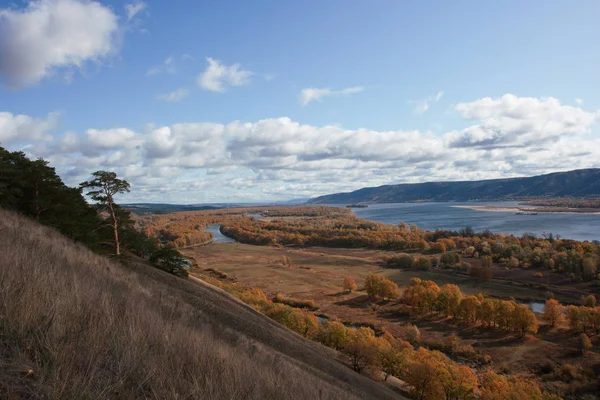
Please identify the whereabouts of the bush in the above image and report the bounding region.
[342,276,357,292]
[440,252,461,267]
[149,246,189,277]
[413,257,432,271]
[273,293,318,310]
[386,253,413,268]
[365,274,400,300]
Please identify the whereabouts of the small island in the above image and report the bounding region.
[346,203,369,208]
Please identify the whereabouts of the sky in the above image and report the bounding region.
[1,0,599,203]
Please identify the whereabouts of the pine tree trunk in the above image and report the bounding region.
[107,192,120,256]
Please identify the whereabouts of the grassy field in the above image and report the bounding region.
[0,209,403,400]
[184,243,584,303]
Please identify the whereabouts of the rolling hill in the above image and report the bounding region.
[307,168,600,204]
[0,209,403,400]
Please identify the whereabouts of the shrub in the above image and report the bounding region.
[386,253,413,268]
[273,293,318,310]
[414,257,432,271]
[579,333,592,355]
[365,274,400,300]
[342,276,357,292]
[581,294,596,308]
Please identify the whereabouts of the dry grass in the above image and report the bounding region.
[0,210,401,400]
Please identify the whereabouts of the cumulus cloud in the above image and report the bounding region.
[0,0,119,89]
[197,58,252,92]
[411,91,444,114]
[446,94,598,149]
[0,111,59,144]
[125,1,146,22]
[156,88,189,102]
[299,86,364,106]
[5,94,600,202]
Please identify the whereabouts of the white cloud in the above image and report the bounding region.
[156,88,189,102]
[576,98,584,106]
[197,58,252,92]
[299,86,364,106]
[0,111,59,144]
[0,0,119,89]
[146,56,176,76]
[411,91,444,114]
[447,94,598,148]
[86,128,140,149]
[6,94,600,202]
[125,1,146,22]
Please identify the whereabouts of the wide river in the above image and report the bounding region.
[336,201,600,242]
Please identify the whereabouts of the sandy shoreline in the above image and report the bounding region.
[452,205,600,215]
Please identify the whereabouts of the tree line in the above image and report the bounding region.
[217,213,600,281]
[199,272,560,400]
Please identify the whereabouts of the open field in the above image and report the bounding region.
[183,243,592,305]
[183,242,600,397]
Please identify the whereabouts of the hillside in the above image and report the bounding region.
[307,168,600,204]
[0,209,403,400]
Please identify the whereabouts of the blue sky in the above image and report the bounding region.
[1,0,599,203]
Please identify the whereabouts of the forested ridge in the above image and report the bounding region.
[308,168,600,204]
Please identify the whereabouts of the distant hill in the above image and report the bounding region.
[307,168,600,204]
[122,203,221,214]
[0,209,402,400]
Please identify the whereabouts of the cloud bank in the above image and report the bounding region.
[2,94,599,202]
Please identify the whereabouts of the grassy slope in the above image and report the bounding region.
[0,209,402,400]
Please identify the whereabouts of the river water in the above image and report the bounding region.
[338,201,600,242]
[204,224,237,243]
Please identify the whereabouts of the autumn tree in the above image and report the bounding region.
[438,362,478,400]
[342,276,357,293]
[479,298,499,327]
[365,274,399,300]
[316,321,349,350]
[365,274,385,299]
[511,304,538,337]
[579,333,592,355]
[381,279,400,301]
[436,284,463,318]
[379,338,412,381]
[581,294,597,308]
[81,171,131,256]
[403,348,446,400]
[459,296,480,324]
[542,299,564,327]
[403,278,440,314]
[566,305,587,333]
[343,327,380,372]
[480,371,545,400]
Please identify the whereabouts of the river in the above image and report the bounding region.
[339,201,600,242]
[204,224,236,243]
